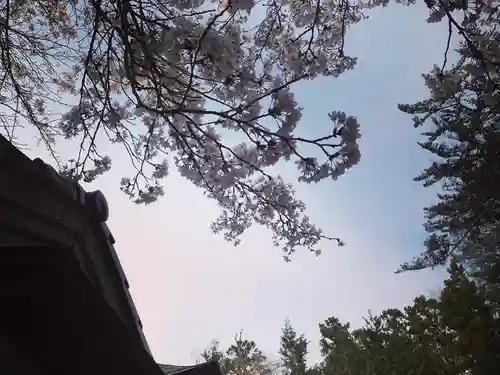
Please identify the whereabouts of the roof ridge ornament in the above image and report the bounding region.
[86,190,109,223]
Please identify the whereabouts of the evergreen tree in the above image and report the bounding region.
[202,340,232,375]
[279,320,308,375]
[202,333,276,375]
[319,317,367,375]
[317,262,500,375]
[438,260,500,375]
[397,0,500,306]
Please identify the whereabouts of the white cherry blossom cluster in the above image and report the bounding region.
[1,0,400,257]
[423,65,462,99]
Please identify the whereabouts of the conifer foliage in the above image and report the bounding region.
[205,263,500,375]
[398,0,500,301]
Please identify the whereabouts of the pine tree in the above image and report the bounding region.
[438,260,500,375]
[317,262,500,375]
[202,333,277,375]
[397,0,500,307]
[202,340,232,375]
[279,320,308,375]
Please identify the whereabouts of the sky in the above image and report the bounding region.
[14,1,455,367]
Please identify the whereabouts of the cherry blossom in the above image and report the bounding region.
[0,0,407,258]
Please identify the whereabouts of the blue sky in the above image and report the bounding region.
[18,2,454,367]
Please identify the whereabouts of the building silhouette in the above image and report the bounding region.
[0,135,220,375]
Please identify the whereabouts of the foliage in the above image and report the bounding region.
[279,320,308,375]
[0,0,415,258]
[202,323,308,375]
[317,261,500,375]
[203,262,500,375]
[397,0,500,300]
[202,332,278,375]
